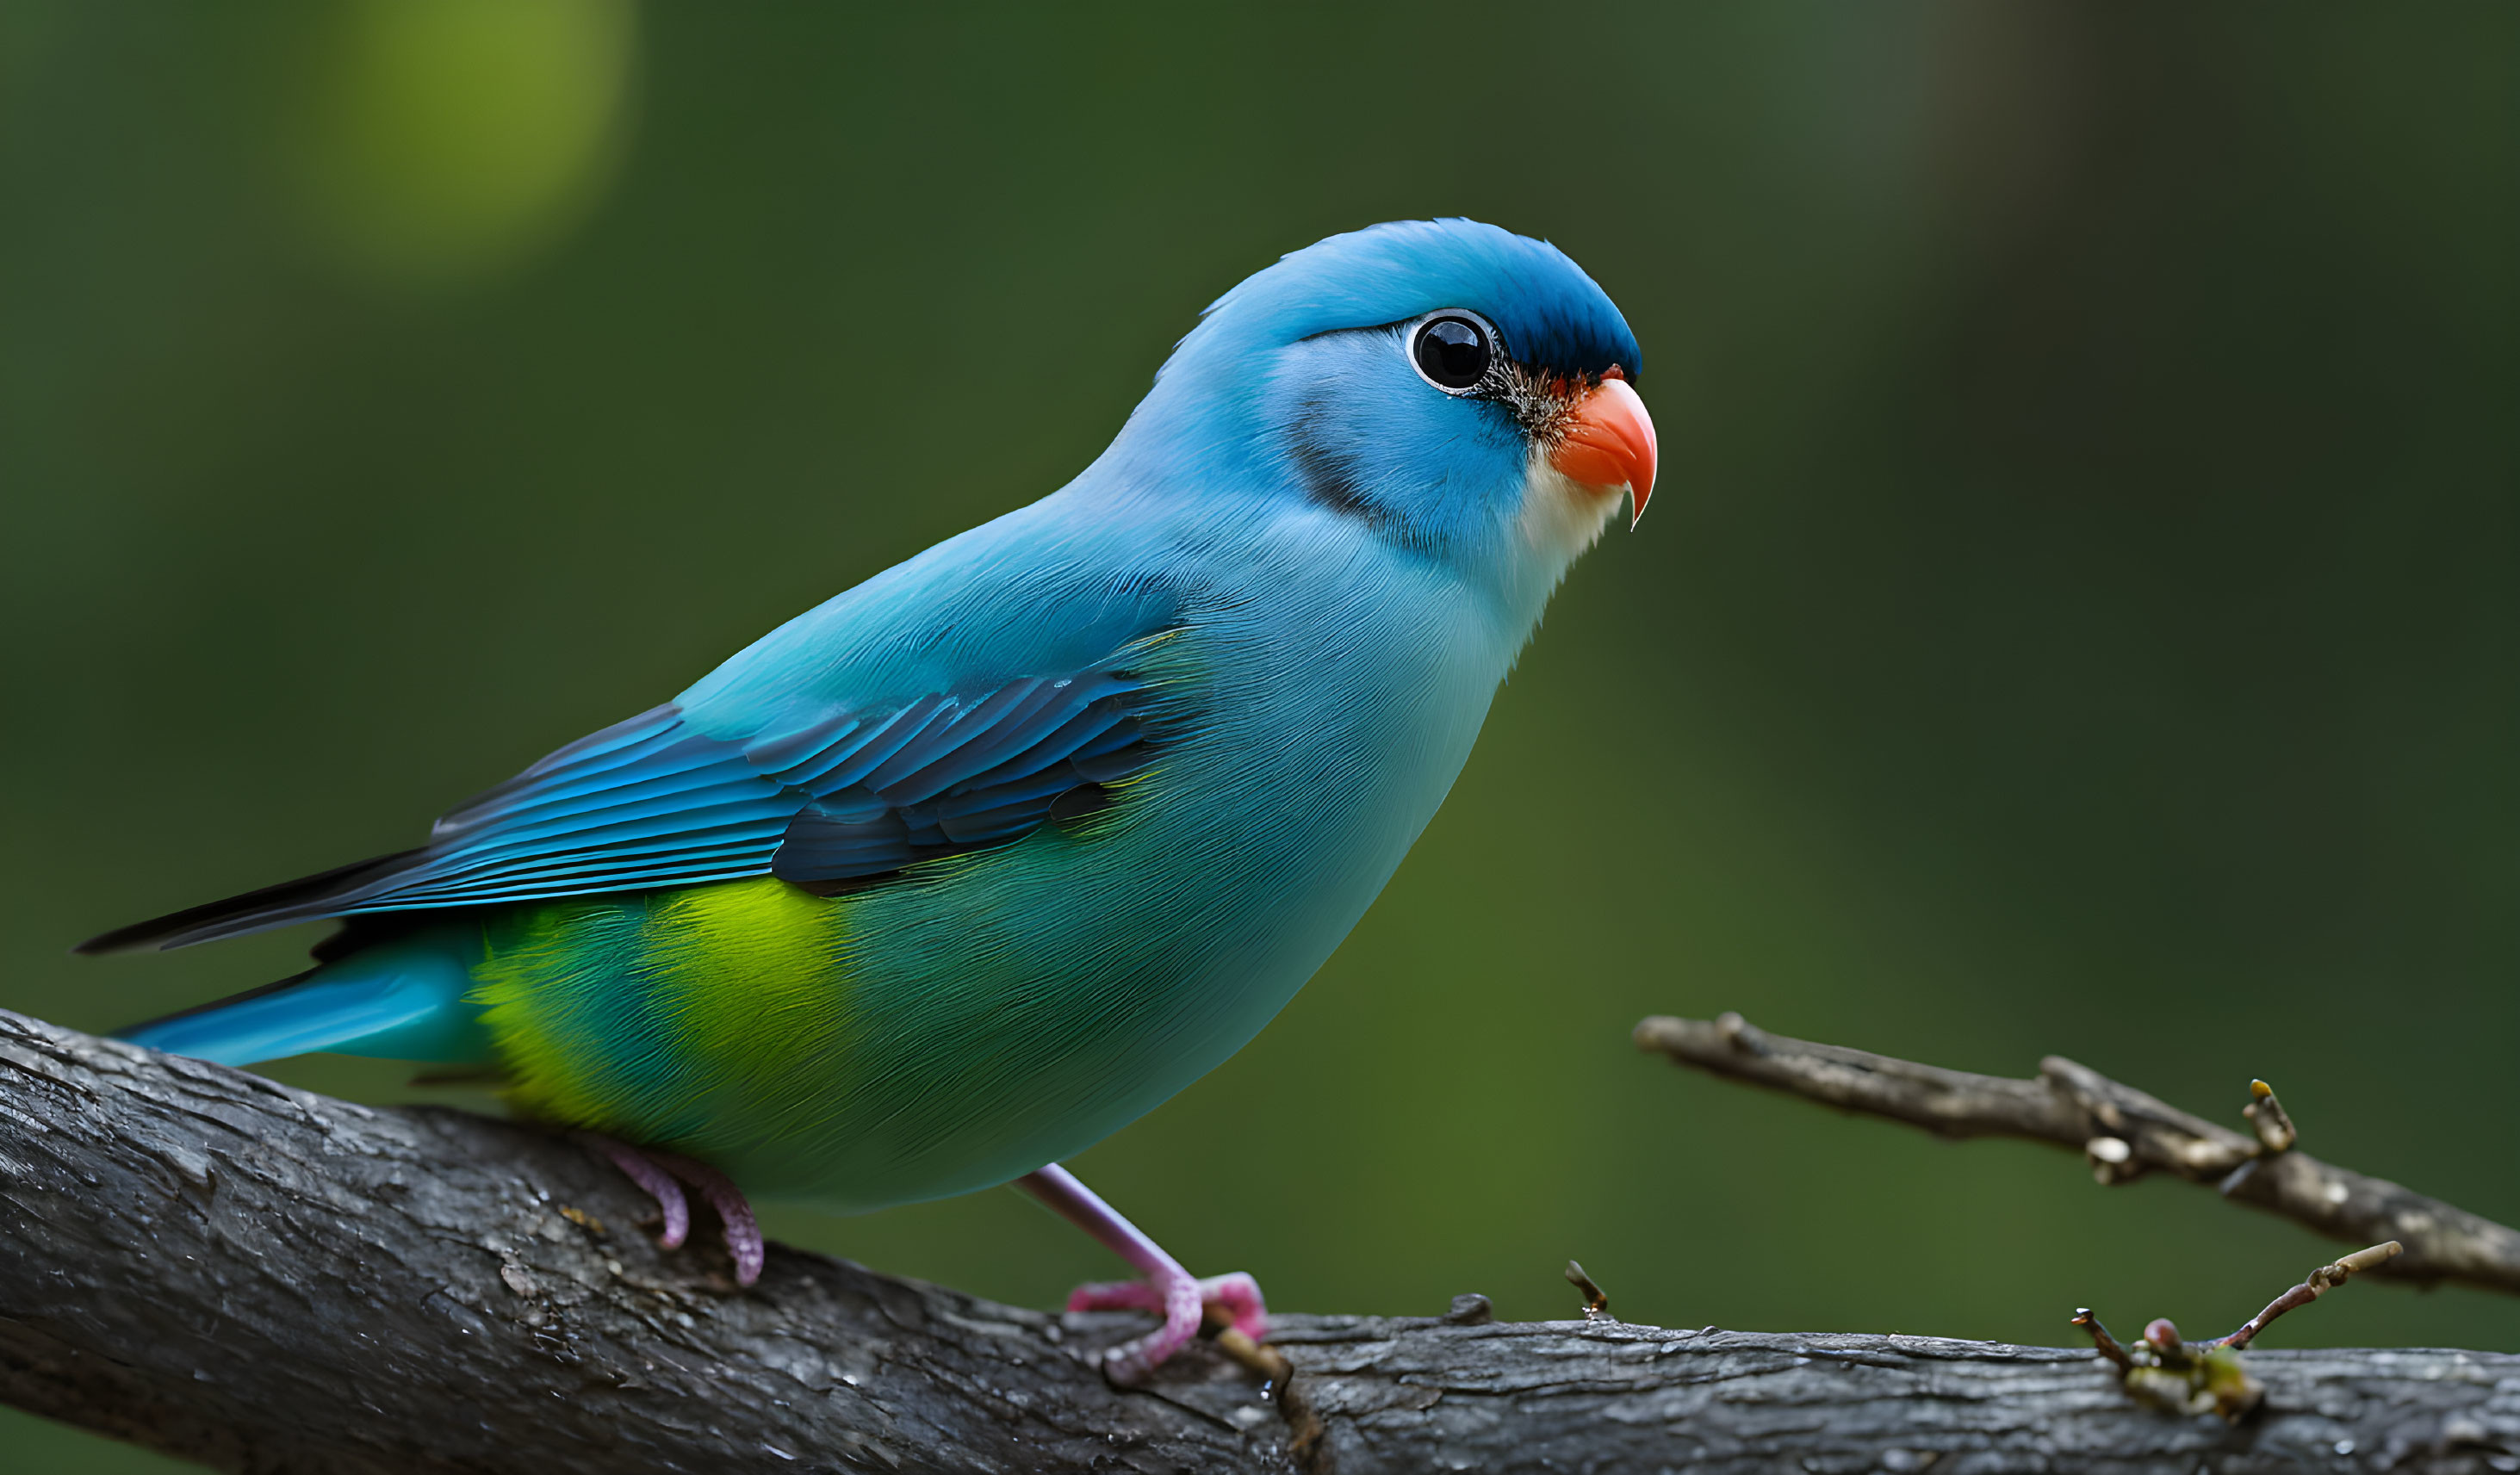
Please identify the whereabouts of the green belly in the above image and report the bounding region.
[473,878,862,1178]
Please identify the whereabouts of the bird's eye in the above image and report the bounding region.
[1410,313,1494,392]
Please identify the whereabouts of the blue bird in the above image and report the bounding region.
[87,219,1655,1379]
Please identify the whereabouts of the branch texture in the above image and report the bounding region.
[1,1008,2515,1474]
[1635,1012,2520,1294]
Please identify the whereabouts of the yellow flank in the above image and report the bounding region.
[647,877,852,1094]
[470,877,852,1137]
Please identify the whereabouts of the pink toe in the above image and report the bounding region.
[1068,1279,1163,1313]
[583,1135,689,1249]
[1062,1269,1274,1378]
[712,1188,764,1286]
[1203,1272,1269,1342]
[655,1150,767,1287]
[1070,1267,1205,1382]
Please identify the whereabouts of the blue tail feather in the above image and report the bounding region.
[119,933,495,1069]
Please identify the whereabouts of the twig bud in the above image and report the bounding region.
[1564,1261,1613,1322]
[2242,1078,2298,1154]
[2070,1308,2132,1370]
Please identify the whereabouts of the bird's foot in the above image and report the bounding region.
[578,1133,765,1286]
[1016,1162,1271,1382]
[1067,1269,1269,1382]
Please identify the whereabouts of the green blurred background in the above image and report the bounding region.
[3,3,2512,1467]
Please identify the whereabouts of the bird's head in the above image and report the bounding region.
[1116,219,1654,595]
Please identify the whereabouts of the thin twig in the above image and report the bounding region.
[2070,1242,2404,1422]
[1634,1012,2520,1293]
[2215,1241,2403,1351]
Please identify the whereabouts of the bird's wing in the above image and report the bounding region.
[79,638,1174,954]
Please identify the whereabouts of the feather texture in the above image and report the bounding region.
[81,652,1170,951]
[94,219,1648,1212]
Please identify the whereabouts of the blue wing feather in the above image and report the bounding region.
[80,642,1171,952]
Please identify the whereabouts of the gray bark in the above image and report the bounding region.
[2,1008,2515,1475]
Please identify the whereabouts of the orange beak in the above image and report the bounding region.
[1549,376,1658,528]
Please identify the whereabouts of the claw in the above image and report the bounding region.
[652,1150,765,1286]
[580,1132,689,1249]
[1066,1268,1269,1379]
[579,1134,763,1286]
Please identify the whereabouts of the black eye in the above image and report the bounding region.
[1412,314,1493,391]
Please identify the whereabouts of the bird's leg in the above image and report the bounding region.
[575,1134,764,1286]
[1017,1162,1268,1381]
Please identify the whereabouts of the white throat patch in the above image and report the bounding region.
[1517,446,1624,573]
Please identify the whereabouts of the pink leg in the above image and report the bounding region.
[1018,1162,1268,1381]
[577,1135,764,1286]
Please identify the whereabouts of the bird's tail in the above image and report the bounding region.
[117,931,496,1069]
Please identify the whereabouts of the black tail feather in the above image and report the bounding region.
[75,849,427,955]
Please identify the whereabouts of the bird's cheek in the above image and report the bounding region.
[1549,378,1658,528]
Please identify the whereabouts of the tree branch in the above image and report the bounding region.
[1634,1011,2520,1294]
[2,1007,2515,1473]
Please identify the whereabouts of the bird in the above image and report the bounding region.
[83,218,1655,1380]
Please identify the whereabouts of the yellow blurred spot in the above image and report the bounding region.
[288,0,637,288]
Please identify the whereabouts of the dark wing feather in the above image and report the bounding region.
[79,665,1164,953]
